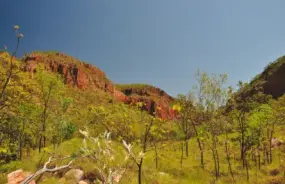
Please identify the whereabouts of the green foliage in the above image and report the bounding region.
[116,83,154,90]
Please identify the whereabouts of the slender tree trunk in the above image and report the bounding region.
[38,136,42,153]
[216,148,220,178]
[137,119,153,184]
[211,137,220,179]
[185,138,189,157]
[269,138,272,164]
[197,138,204,169]
[42,102,48,148]
[18,121,26,160]
[43,120,46,147]
[39,85,52,152]
[0,72,13,103]
[138,159,143,184]
[258,150,261,170]
[225,141,234,181]
[266,148,269,164]
[180,142,184,167]
[192,121,204,168]
[241,132,246,168]
[18,136,22,160]
[238,113,246,169]
[154,143,158,169]
[245,158,249,182]
[269,124,274,164]
[262,145,266,164]
[212,148,218,179]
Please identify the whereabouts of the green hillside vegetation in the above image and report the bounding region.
[116,83,170,102]
[116,84,156,90]
[25,51,111,82]
[28,51,83,65]
[250,55,285,86]
[1,26,285,184]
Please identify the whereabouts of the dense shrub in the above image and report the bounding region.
[269,168,280,176]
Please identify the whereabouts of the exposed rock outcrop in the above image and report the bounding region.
[250,55,285,99]
[22,52,175,119]
[114,84,176,120]
[24,52,114,93]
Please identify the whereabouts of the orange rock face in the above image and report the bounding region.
[23,52,175,120]
[113,85,176,120]
[24,53,114,93]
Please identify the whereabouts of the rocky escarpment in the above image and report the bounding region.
[114,84,176,120]
[22,52,175,119]
[250,55,285,99]
[227,55,285,114]
[23,52,114,93]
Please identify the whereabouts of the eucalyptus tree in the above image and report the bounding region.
[191,70,229,178]
[35,67,64,152]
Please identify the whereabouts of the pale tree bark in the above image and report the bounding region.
[21,156,72,184]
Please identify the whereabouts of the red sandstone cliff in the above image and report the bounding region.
[23,52,175,119]
[114,84,176,119]
[24,52,114,93]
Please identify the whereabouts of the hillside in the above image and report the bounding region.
[249,55,285,99]
[115,84,176,119]
[22,51,175,119]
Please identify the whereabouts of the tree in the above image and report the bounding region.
[35,67,64,152]
[191,70,229,178]
[229,81,264,168]
[173,94,194,158]
[87,103,141,142]
[122,102,155,184]
[0,25,24,105]
[267,95,285,164]
[0,26,35,160]
[220,115,235,181]
[148,116,167,169]
[18,102,40,159]
[51,97,75,147]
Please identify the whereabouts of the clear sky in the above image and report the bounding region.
[1,1,285,97]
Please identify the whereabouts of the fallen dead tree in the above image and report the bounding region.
[20,156,73,184]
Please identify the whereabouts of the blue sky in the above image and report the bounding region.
[1,1,285,96]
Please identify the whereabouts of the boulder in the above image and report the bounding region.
[64,169,84,182]
[7,169,35,184]
[78,181,88,184]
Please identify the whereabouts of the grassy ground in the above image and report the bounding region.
[1,133,285,184]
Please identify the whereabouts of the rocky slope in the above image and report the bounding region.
[115,84,176,119]
[24,52,114,93]
[22,52,175,119]
[250,55,285,99]
[226,55,285,114]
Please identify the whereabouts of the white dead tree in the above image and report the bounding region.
[20,156,72,184]
[79,129,129,184]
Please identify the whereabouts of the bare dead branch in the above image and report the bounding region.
[20,156,73,184]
